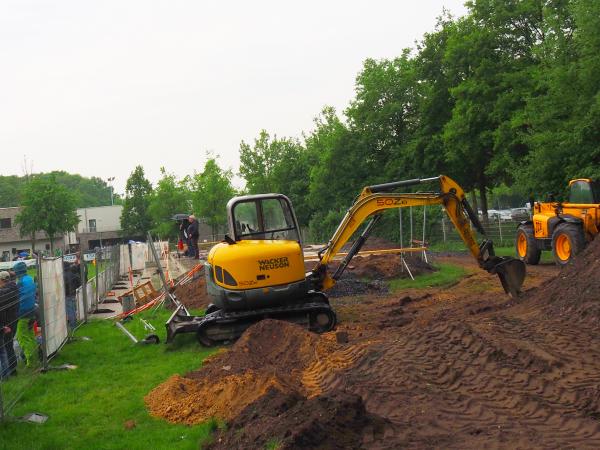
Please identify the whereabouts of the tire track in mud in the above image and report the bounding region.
[322,307,600,448]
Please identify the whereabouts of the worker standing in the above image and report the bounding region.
[13,262,38,368]
[0,271,19,378]
[188,215,200,260]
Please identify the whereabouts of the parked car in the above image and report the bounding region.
[511,207,530,221]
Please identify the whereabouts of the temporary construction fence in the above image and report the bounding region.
[0,240,178,420]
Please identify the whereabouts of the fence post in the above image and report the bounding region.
[0,370,4,420]
[442,215,447,243]
[95,249,100,311]
[80,253,88,323]
[399,209,403,248]
[409,206,413,247]
[498,215,503,246]
[37,255,49,371]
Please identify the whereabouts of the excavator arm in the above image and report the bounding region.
[310,175,526,297]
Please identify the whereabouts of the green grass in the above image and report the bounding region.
[429,241,555,263]
[0,307,218,450]
[389,262,470,292]
[26,262,105,280]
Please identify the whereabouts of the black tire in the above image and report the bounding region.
[515,224,541,265]
[551,222,586,266]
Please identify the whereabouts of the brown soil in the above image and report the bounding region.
[171,269,211,310]
[145,320,369,425]
[207,388,388,450]
[149,237,600,448]
[343,253,435,280]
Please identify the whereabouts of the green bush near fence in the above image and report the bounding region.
[0,308,218,450]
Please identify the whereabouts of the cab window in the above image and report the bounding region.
[234,201,260,237]
[233,197,299,241]
[569,181,595,204]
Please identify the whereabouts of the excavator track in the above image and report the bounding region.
[166,292,337,346]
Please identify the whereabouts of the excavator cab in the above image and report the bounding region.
[227,194,301,243]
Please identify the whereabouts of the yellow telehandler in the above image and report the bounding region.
[167,175,526,345]
[516,178,599,265]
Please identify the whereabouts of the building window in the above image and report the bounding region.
[45,243,50,250]
[89,219,97,233]
[0,218,11,229]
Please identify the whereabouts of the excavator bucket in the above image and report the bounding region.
[490,257,526,298]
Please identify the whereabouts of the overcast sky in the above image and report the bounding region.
[1,0,467,194]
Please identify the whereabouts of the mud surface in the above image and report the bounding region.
[171,270,211,310]
[145,320,369,425]
[207,388,388,450]
[150,237,600,448]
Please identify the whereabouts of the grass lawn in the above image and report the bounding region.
[0,307,218,450]
[430,242,555,264]
[389,262,470,292]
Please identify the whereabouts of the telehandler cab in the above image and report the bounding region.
[167,175,526,346]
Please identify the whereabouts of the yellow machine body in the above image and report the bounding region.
[516,179,599,265]
[207,239,305,290]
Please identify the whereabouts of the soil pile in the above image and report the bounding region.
[172,270,211,310]
[532,236,600,322]
[344,253,435,280]
[341,236,398,251]
[145,320,366,424]
[207,388,387,450]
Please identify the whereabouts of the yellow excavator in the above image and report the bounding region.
[167,175,526,345]
[516,178,599,265]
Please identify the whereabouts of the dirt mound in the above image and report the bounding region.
[531,236,600,322]
[172,271,211,310]
[207,388,388,450]
[341,236,398,251]
[145,320,366,424]
[344,253,435,280]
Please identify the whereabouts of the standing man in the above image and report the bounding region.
[63,261,81,330]
[13,262,37,368]
[187,215,200,260]
[0,271,18,378]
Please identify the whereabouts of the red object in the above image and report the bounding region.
[177,239,184,251]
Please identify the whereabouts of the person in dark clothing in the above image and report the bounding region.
[0,270,19,378]
[179,219,191,256]
[187,215,200,259]
[63,262,82,330]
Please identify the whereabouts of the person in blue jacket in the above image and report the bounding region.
[13,262,37,367]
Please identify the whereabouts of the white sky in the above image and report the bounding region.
[0,0,467,195]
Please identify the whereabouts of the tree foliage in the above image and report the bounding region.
[120,166,153,238]
[0,171,119,208]
[237,0,599,240]
[148,168,191,241]
[16,174,79,251]
[192,158,236,237]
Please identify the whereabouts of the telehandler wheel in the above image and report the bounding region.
[515,224,541,265]
[552,223,586,266]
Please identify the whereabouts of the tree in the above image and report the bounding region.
[191,158,236,238]
[120,166,153,238]
[148,168,191,241]
[15,174,79,251]
[239,130,313,226]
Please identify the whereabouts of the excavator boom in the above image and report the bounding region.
[311,175,526,297]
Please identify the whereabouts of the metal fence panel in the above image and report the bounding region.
[40,257,68,358]
[119,244,129,276]
[131,244,146,271]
